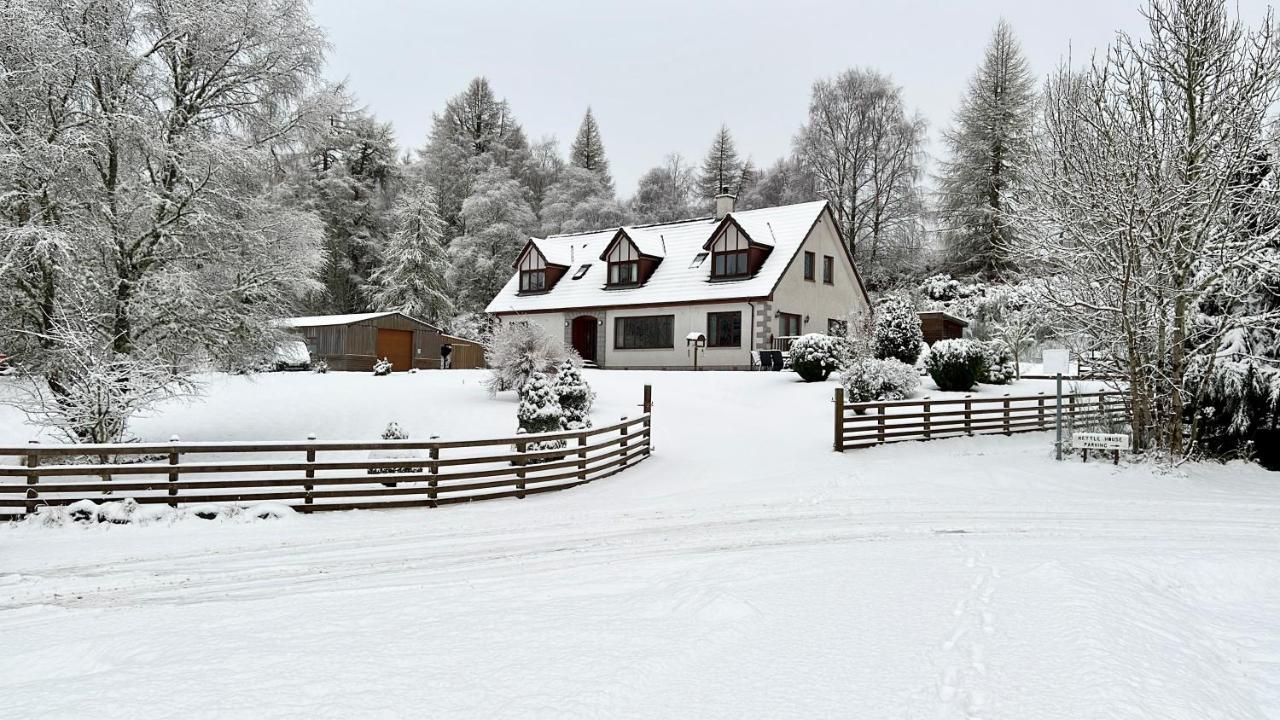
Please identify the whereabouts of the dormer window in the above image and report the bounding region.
[514,239,569,294]
[601,229,661,288]
[520,268,546,292]
[609,260,639,285]
[705,216,766,280]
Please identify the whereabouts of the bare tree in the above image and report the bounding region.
[1023,0,1280,457]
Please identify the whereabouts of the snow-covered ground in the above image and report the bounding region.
[2,370,1278,718]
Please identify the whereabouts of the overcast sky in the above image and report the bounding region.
[311,0,1273,196]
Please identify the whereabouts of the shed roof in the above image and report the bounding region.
[277,311,438,330]
[486,200,832,314]
[917,310,970,327]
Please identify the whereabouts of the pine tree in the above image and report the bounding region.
[569,107,613,191]
[517,370,566,453]
[936,20,1037,277]
[697,125,750,203]
[421,77,530,240]
[552,359,595,430]
[446,165,537,314]
[368,181,454,325]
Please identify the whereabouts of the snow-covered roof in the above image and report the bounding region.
[277,311,436,329]
[526,237,575,267]
[917,310,970,327]
[486,200,830,314]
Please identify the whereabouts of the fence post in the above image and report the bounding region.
[304,433,316,510]
[642,384,653,458]
[167,435,180,508]
[833,387,844,452]
[1038,393,1046,430]
[964,396,973,435]
[1002,395,1011,435]
[578,432,588,480]
[642,384,653,415]
[923,398,931,440]
[429,437,440,506]
[877,405,886,444]
[516,440,527,499]
[619,417,630,466]
[25,440,38,517]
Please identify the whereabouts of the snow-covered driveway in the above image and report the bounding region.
[2,370,1278,718]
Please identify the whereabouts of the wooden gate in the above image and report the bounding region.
[375,328,413,371]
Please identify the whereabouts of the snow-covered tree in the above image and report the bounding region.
[420,77,530,240]
[569,107,613,191]
[697,125,753,204]
[519,135,566,212]
[629,154,698,223]
[872,297,924,364]
[1024,0,1280,457]
[936,20,1038,278]
[0,0,329,442]
[789,333,853,382]
[552,359,595,430]
[539,166,629,236]
[517,371,567,453]
[841,357,920,404]
[925,339,988,391]
[485,321,574,395]
[739,157,818,210]
[368,181,453,324]
[446,166,538,314]
[795,69,927,286]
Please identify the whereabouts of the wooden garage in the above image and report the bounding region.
[917,310,969,346]
[280,311,454,372]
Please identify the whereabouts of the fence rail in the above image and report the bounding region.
[0,386,654,521]
[833,388,1129,452]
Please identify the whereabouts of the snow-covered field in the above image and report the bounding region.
[2,370,1278,718]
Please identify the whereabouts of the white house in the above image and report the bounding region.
[485,194,871,369]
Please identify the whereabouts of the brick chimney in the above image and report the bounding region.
[714,186,736,220]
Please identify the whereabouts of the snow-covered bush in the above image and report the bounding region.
[790,333,853,382]
[980,341,1017,385]
[920,273,962,302]
[552,359,594,430]
[368,422,421,484]
[872,297,924,365]
[840,357,920,404]
[312,360,329,374]
[925,339,988,391]
[486,322,574,395]
[38,500,295,527]
[372,357,393,376]
[516,371,567,456]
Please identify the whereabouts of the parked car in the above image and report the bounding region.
[271,341,311,371]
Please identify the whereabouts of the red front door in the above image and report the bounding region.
[571,316,597,362]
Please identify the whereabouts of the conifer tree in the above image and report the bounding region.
[368,181,454,325]
[517,371,566,453]
[936,20,1037,277]
[697,125,751,203]
[569,107,613,191]
[446,165,537,315]
[552,359,595,430]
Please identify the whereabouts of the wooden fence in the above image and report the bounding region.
[0,386,654,521]
[834,388,1129,451]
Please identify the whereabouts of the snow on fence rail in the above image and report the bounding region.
[833,388,1129,452]
[0,386,654,521]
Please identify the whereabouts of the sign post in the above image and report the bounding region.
[1043,349,1071,461]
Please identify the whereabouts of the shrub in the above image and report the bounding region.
[920,273,961,302]
[925,339,988,391]
[517,371,566,456]
[312,360,329,374]
[486,322,573,395]
[840,357,920,404]
[980,341,1017,385]
[372,357,393,376]
[552,359,594,430]
[368,422,422,485]
[790,333,852,382]
[872,297,924,365]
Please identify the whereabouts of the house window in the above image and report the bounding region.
[615,315,674,349]
[707,311,741,348]
[803,252,815,281]
[608,260,639,286]
[689,252,709,269]
[828,318,847,336]
[779,312,802,337]
[519,269,546,292]
[712,249,749,278]
[572,264,591,280]
[823,255,834,284]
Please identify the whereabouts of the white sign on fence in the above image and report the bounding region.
[1073,432,1128,450]
[1043,349,1071,376]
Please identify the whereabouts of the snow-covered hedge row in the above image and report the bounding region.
[30,499,295,528]
[840,358,920,404]
[790,333,853,382]
[872,297,924,365]
[925,339,988,391]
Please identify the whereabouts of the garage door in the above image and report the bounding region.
[375,329,413,372]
